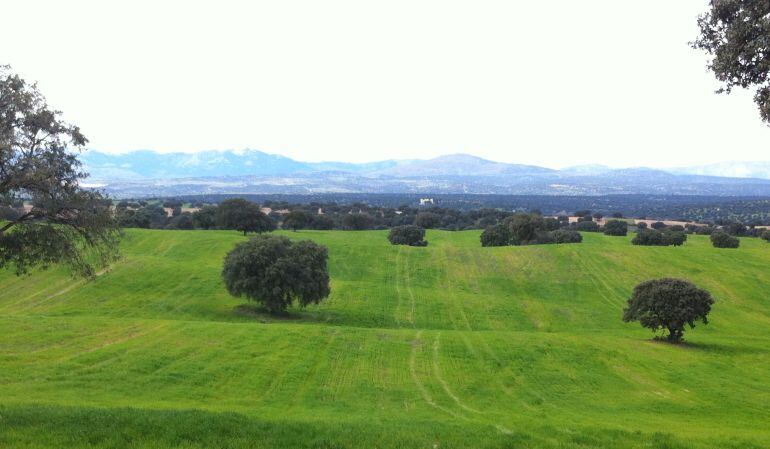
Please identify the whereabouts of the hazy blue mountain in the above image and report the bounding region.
[560,164,613,176]
[80,149,770,197]
[81,150,552,179]
[375,154,556,177]
[81,149,313,179]
[306,159,406,173]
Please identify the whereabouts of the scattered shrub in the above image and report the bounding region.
[573,221,601,232]
[481,214,583,247]
[694,226,715,235]
[388,225,428,246]
[632,229,665,246]
[480,224,511,247]
[414,212,442,229]
[552,229,583,243]
[665,231,687,246]
[710,231,740,248]
[632,229,686,246]
[603,220,628,236]
[725,222,748,236]
[505,213,546,244]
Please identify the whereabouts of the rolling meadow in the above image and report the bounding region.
[1,229,769,448]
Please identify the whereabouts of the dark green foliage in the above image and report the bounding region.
[533,231,555,244]
[669,225,685,232]
[192,205,218,229]
[761,230,770,242]
[221,235,330,313]
[387,225,427,246]
[414,212,441,229]
[551,229,582,244]
[0,66,120,276]
[632,229,666,246]
[650,221,667,230]
[543,217,561,231]
[480,224,510,247]
[310,215,335,230]
[481,214,582,246]
[632,229,686,247]
[168,213,194,230]
[665,231,687,247]
[692,1,770,123]
[342,213,373,230]
[725,222,747,236]
[121,205,167,229]
[0,206,20,221]
[505,213,545,244]
[603,220,628,236]
[694,225,715,235]
[636,221,648,230]
[623,278,714,342]
[217,199,275,235]
[573,220,601,232]
[710,231,740,248]
[282,210,311,231]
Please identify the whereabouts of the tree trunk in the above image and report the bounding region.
[667,326,682,343]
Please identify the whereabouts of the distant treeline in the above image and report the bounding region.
[108,197,770,236]
[163,193,770,226]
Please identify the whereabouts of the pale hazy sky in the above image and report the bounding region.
[3,0,768,168]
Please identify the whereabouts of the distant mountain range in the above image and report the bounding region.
[80,149,770,197]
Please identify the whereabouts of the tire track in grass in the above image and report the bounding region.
[570,248,621,310]
[433,247,473,332]
[457,247,545,419]
[0,278,74,313]
[17,268,111,311]
[424,247,518,434]
[432,332,482,414]
[410,330,515,436]
[439,247,502,367]
[408,330,469,421]
[431,247,508,411]
[289,328,339,408]
[402,248,416,328]
[65,322,177,374]
[574,248,625,310]
[393,247,403,328]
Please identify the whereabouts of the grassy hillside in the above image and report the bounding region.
[1,229,769,448]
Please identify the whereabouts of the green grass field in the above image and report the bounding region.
[1,229,769,448]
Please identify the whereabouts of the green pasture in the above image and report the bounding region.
[0,229,768,448]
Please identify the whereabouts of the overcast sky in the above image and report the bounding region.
[3,0,768,168]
